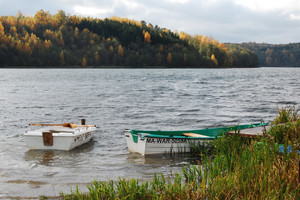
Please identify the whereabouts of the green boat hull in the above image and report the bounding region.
[129,123,267,143]
[125,123,268,155]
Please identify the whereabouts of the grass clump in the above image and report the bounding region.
[62,107,299,199]
[62,173,202,200]
[200,106,300,199]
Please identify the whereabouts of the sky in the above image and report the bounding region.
[1,0,300,44]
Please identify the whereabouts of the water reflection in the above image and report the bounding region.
[70,139,96,153]
[24,139,95,166]
[126,153,195,166]
[24,150,56,166]
[6,179,47,189]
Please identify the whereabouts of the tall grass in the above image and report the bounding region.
[201,136,299,199]
[61,107,299,200]
[270,106,299,156]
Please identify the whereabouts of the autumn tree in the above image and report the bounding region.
[109,46,114,54]
[34,9,51,25]
[178,31,191,41]
[144,31,151,43]
[118,45,124,56]
[74,27,79,38]
[17,10,23,18]
[55,10,67,25]
[59,50,65,66]
[44,39,52,49]
[94,51,100,65]
[0,21,4,35]
[211,54,218,66]
[82,57,87,67]
[167,52,172,64]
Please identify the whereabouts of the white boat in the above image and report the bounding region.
[125,123,268,155]
[25,122,96,151]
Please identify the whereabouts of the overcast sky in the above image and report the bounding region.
[1,0,300,44]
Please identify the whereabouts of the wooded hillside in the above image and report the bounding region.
[233,42,300,67]
[0,10,258,67]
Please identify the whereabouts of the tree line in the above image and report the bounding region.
[232,42,300,67]
[0,10,258,68]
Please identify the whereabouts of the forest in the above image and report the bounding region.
[0,10,258,68]
[234,42,300,67]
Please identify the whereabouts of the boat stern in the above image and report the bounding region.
[24,126,96,151]
[125,130,147,155]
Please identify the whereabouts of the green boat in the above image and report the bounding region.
[125,122,268,155]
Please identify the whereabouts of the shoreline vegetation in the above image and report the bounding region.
[0,65,262,69]
[232,43,300,67]
[0,10,259,68]
[49,106,299,200]
[0,65,299,69]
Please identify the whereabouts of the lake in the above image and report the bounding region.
[0,67,299,198]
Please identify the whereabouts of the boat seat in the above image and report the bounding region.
[49,130,74,133]
[182,133,210,137]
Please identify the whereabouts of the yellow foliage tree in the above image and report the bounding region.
[179,31,191,41]
[94,51,100,65]
[167,52,172,64]
[10,26,17,35]
[74,27,79,38]
[118,45,124,56]
[17,10,23,18]
[144,31,151,43]
[58,35,64,46]
[110,16,143,27]
[0,22,5,35]
[34,9,51,25]
[218,43,227,51]
[44,39,52,49]
[211,54,218,66]
[7,16,18,26]
[15,40,22,52]
[59,50,65,66]
[201,35,208,44]
[55,10,67,25]
[82,57,87,67]
[24,43,32,55]
[109,46,114,53]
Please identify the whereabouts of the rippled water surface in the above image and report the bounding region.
[0,68,299,198]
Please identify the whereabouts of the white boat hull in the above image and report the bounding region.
[25,126,96,151]
[125,123,269,155]
[125,130,212,155]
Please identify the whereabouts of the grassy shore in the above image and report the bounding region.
[59,107,299,200]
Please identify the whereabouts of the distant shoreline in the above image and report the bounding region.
[0,66,266,69]
[1,66,299,69]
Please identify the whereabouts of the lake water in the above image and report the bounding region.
[0,67,299,198]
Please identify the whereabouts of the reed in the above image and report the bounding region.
[198,106,300,199]
[61,107,299,200]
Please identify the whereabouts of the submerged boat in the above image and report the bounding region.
[125,123,268,155]
[25,121,96,151]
